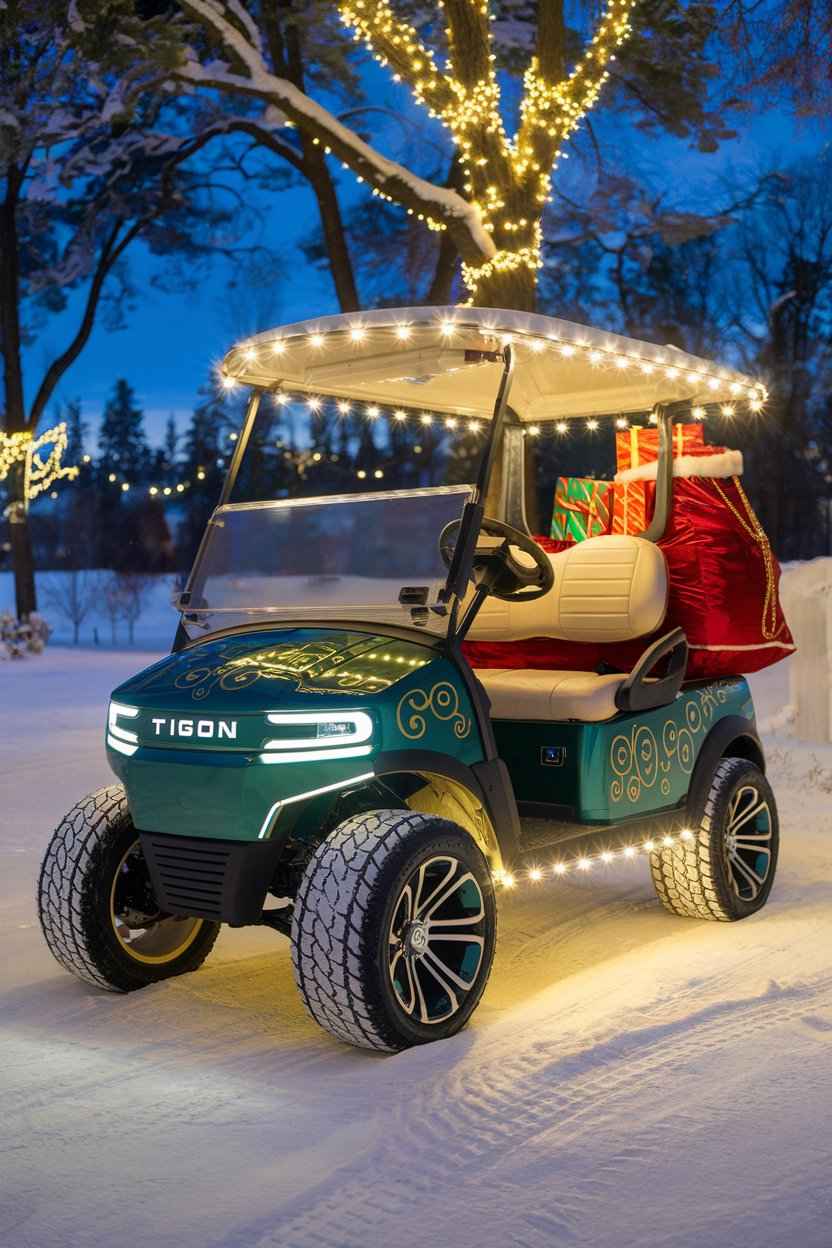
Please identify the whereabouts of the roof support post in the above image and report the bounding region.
[497,416,531,535]
[638,403,673,543]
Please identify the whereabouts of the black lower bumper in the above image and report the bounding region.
[140,832,283,925]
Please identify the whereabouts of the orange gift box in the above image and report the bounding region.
[612,480,654,535]
[615,423,704,473]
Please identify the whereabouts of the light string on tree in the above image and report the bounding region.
[0,423,79,507]
[495,828,696,889]
[335,0,637,296]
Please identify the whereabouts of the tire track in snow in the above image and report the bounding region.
[244,975,827,1248]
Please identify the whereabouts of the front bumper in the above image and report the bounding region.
[140,832,284,924]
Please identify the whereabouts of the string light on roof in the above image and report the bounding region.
[225,318,768,408]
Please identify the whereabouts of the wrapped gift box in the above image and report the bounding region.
[615,422,704,474]
[551,477,613,542]
[611,480,654,535]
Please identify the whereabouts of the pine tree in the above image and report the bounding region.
[63,399,87,465]
[98,380,149,484]
[164,415,179,475]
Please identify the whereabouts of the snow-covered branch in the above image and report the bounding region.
[177,0,495,264]
[336,0,458,120]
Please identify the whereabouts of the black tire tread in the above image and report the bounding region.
[291,809,494,1052]
[37,784,220,991]
[650,757,773,922]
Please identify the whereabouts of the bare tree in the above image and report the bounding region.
[42,572,100,645]
[115,573,155,646]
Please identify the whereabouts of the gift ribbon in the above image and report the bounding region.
[626,423,691,469]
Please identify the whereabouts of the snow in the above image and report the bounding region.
[2,581,831,1246]
[0,571,179,650]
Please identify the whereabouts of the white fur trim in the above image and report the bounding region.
[615,449,744,484]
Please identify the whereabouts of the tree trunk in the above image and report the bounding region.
[1,172,37,618]
[6,463,36,619]
[305,150,360,313]
[470,262,537,313]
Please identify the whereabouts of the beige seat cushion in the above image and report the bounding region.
[467,534,668,644]
[477,668,625,723]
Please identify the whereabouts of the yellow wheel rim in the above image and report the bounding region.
[110,840,204,965]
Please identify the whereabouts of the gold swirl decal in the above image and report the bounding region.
[396,681,471,741]
[610,681,739,805]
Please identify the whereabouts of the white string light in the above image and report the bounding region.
[223,320,767,410]
[0,422,79,504]
[495,829,696,889]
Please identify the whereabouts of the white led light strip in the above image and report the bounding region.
[260,710,374,764]
[107,701,139,757]
[258,772,375,839]
[495,829,695,889]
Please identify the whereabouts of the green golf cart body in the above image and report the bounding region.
[38,307,778,1051]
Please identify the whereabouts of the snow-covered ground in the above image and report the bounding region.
[2,617,831,1245]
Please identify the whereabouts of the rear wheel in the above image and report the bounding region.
[650,758,778,921]
[291,810,497,1051]
[38,785,220,991]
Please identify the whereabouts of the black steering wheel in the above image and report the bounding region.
[439,516,555,602]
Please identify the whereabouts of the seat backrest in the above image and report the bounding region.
[466,534,668,644]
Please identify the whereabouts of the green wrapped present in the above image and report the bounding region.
[551,477,613,542]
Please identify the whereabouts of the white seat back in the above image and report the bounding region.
[467,534,668,644]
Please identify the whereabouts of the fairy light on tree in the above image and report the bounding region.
[177,0,636,309]
[0,422,79,506]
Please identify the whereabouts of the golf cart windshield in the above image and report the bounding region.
[180,485,471,639]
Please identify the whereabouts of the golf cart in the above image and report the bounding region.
[38,307,780,1052]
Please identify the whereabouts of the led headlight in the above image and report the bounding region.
[260,710,373,764]
[107,701,140,756]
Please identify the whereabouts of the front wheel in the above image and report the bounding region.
[38,785,220,991]
[650,758,779,921]
[291,810,497,1051]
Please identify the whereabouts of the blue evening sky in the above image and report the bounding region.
[28,90,830,450]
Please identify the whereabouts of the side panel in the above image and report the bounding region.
[493,678,755,825]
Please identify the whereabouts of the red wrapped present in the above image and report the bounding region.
[551,477,613,542]
[615,422,704,474]
[611,480,653,535]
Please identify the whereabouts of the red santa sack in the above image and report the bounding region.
[463,446,795,680]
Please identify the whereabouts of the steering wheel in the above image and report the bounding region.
[439,516,555,602]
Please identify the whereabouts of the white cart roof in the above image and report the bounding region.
[221,307,766,422]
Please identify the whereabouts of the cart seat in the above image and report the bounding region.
[476,668,625,722]
[467,534,668,643]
